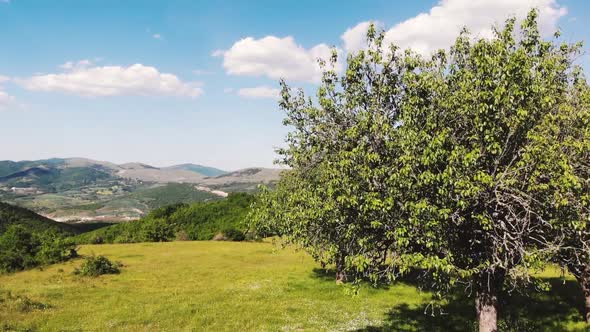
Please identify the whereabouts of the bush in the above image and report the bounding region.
[222,228,245,241]
[0,225,78,274]
[74,255,121,277]
[175,230,189,241]
[141,218,174,242]
[0,226,40,273]
[35,232,78,265]
[90,235,104,244]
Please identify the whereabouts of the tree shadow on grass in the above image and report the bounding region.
[310,268,391,290]
[355,278,588,332]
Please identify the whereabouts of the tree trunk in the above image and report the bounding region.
[475,270,504,332]
[335,256,347,284]
[569,264,590,324]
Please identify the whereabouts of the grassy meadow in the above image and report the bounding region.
[0,241,588,331]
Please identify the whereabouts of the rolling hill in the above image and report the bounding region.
[0,158,282,222]
[0,201,77,235]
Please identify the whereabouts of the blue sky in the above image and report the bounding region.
[0,0,588,170]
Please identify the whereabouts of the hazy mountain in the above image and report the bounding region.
[0,158,282,223]
[116,167,205,183]
[164,164,227,177]
[201,167,283,185]
[0,158,280,186]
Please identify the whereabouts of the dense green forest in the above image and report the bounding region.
[76,192,254,244]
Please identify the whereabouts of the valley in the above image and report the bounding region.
[0,158,281,223]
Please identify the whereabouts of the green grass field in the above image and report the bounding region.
[0,241,588,331]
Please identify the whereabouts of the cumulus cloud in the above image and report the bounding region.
[237,86,280,99]
[0,76,15,110]
[216,0,566,83]
[17,62,203,98]
[215,36,340,83]
[343,0,567,56]
[152,34,162,40]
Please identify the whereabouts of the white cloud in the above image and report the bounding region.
[0,76,15,110]
[215,36,340,83]
[237,86,280,99]
[152,34,162,40]
[17,63,203,98]
[362,0,567,56]
[223,88,234,94]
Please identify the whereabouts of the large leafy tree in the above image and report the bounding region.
[388,12,585,331]
[252,11,586,331]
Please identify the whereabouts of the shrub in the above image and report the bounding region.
[175,230,189,241]
[0,226,41,273]
[222,228,246,241]
[0,225,78,274]
[141,218,174,242]
[74,255,121,277]
[35,232,78,265]
[90,235,104,244]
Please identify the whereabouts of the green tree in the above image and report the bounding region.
[253,10,586,331]
[0,225,40,272]
[251,23,407,283]
[547,78,590,323]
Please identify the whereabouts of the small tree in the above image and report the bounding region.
[253,10,586,331]
[251,24,408,283]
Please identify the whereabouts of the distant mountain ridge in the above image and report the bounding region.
[0,158,283,223]
[0,158,280,184]
[163,164,227,177]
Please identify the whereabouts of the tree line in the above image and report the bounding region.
[77,192,254,244]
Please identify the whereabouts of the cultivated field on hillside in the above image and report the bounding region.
[0,241,587,331]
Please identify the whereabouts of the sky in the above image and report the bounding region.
[0,0,589,171]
